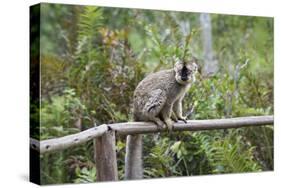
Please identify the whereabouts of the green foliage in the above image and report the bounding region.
[40,89,86,139]
[38,4,273,184]
[143,132,211,177]
[195,130,261,173]
[168,133,213,176]
[144,137,175,177]
[74,167,96,183]
[78,7,103,40]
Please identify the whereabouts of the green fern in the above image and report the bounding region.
[74,167,96,183]
[194,131,262,174]
[78,7,103,40]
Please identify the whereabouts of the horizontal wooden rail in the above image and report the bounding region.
[30,115,273,154]
[30,124,108,154]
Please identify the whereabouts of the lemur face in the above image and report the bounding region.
[180,65,191,81]
[174,60,197,85]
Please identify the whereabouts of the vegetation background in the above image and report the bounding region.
[31,3,273,184]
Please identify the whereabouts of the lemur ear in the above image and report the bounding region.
[173,57,181,66]
[188,57,198,72]
[174,60,184,72]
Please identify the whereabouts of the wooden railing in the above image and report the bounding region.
[30,115,274,181]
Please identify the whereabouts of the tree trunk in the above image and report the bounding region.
[200,13,218,76]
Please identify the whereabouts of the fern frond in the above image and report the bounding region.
[78,7,104,40]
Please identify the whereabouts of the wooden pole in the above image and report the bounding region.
[33,124,108,154]
[94,130,118,181]
[110,115,274,135]
[31,115,274,154]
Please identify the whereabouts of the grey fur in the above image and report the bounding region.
[125,60,197,180]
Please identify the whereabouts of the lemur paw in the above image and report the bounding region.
[171,115,178,122]
[178,116,187,123]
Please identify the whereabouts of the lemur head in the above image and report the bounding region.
[174,59,197,85]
